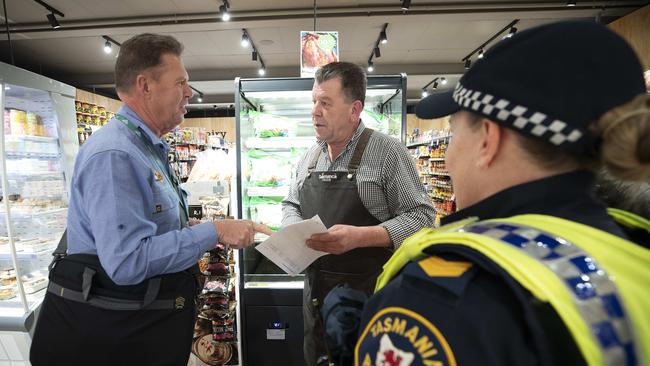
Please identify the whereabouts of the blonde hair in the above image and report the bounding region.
[591,94,650,182]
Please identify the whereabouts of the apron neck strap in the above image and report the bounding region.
[347,128,373,173]
[307,128,374,174]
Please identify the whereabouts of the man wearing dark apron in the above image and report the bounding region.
[282,62,435,365]
[30,33,268,366]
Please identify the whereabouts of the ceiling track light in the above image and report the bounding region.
[374,47,381,58]
[380,30,388,44]
[566,0,577,6]
[421,89,428,98]
[220,0,230,21]
[367,61,374,73]
[401,0,411,11]
[422,76,446,94]
[462,19,519,68]
[252,50,258,61]
[241,30,250,48]
[46,12,60,29]
[189,85,205,103]
[33,0,64,29]
[258,63,266,76]
[101,36,121,55]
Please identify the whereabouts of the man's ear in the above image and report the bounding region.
[135,74,150,97]
[476,119,503,169]
[350,100,363,122]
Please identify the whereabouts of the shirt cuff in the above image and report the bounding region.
[190,221,218,252]
[380,219,409,249]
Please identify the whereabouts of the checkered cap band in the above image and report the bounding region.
[457,221,637,366]
[452,83,586,148]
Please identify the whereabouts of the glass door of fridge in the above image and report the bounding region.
[0,83,70,316]
[236,75,406,290]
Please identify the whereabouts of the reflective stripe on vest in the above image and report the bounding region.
[374,213,650,366]
[459,220,636,366]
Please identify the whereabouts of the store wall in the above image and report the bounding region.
[75,89,122,113]
[180,117,236,143]
[609,5,650,70]
[406,114,450,135]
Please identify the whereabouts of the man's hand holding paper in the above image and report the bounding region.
[255,215,329,275]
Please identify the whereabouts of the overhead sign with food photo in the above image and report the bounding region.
[300,31,339,78]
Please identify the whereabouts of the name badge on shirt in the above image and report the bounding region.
[153,170,164,182]
[318,173,339,182]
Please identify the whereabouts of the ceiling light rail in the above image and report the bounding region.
[367,23,388,73]
[420,76,447,97]
[241,28,266,76]
[461,19,519,69]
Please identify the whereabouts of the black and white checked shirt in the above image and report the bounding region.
[282,121,435,248]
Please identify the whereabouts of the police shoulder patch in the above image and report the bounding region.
[417,256,472,278]
[355,307,456,366]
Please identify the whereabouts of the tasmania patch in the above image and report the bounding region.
[355,307,456,366]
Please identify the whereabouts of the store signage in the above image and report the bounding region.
[300,31,339,78]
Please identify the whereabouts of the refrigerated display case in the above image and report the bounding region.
[234,75,406,365]
[0,62,78,362]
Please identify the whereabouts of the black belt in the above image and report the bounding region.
[47,254,192,311]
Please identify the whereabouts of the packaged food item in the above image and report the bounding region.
[23,276,48,294]
[194,316,212,339]
[25,112,39,136]
[212,318,236,341]
[192,335,233,365]
[4,109,10,135]
[9,109,26,135]
[0,285,16,300]
[202,276,229,295]
[0,269,17,286]
[75,101,82,111]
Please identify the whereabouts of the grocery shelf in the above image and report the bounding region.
[5,151,60,159]
[5,135,58,143]
[0,207,67,218]
[406,141,431,148]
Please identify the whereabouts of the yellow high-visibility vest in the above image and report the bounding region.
[375,212,650,365]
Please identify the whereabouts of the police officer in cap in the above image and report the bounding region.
[352,21,650,366]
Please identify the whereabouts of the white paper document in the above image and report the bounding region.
[255,215,329,276]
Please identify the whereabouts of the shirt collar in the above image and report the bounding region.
[318,120,366,153]
[442,170,598,225]
[118,105,170,153]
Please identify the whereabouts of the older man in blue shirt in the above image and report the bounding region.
[31,33,271,366]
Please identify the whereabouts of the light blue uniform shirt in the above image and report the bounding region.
[67,105,217,285]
